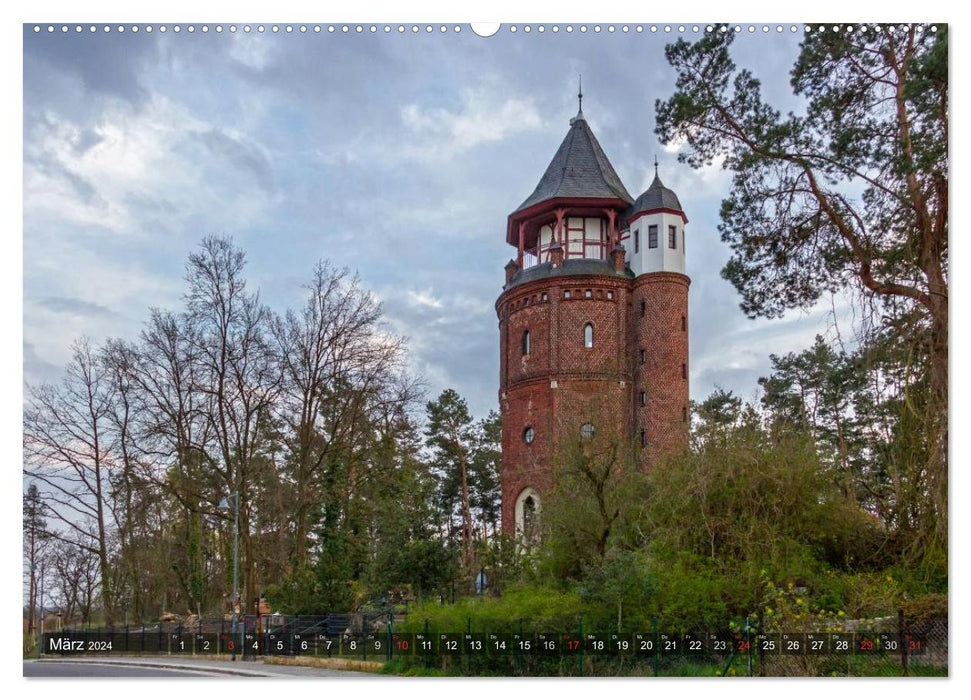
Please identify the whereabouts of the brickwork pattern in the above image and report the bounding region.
[497,271,689,534]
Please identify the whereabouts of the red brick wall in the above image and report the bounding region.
[632,272,690,467]
[497,271,688,534]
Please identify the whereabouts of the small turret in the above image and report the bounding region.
[623,167,688,277]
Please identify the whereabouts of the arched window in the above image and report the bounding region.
[522,329,531,355]
[523,496,536,534]
[584,323,594,348]
[515,487,541,546]
[580,423,596,440]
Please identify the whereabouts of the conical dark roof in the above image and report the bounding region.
[513,112,634,213]
[628,173,683,215]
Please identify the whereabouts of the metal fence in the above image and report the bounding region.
[43,612,399,661]
[39,610,947,676]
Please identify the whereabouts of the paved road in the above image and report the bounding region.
[24,661,221,677]
[24,656,374,678]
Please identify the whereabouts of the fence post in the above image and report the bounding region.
[386,612,393,663]
[745,616,753,677]
[424,618,430,669]
[577,617,583,677]
[898,609,909,677]
[466,617,472,676]
[652,616,659,677]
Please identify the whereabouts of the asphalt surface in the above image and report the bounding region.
[24,657,374,678]
[24,661,223,677]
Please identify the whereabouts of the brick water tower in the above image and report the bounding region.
[496,96,690,539]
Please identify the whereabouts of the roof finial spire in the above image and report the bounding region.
[577,73,583,113]
[654,154,659,177]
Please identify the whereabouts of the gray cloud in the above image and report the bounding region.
[194,128,275,193]
[34,296,119,318]
[23,28,833,420]
[23,341,64,388]
[23,26,159,107]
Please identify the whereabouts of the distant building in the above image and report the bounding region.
[496,99,690,538]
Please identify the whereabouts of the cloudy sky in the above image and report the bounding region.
[23,23,854,419]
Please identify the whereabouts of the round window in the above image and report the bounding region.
[580,423,595,440]
[523,426,535,444]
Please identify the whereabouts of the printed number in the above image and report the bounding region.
[374,641,381,650]
[519,640,531,651]
[446,641,458,651]
[640,640,653,651]
[836,640,849,651]
[762,640,776,651]
[884,640,898,651]
[664,640,677,651]
[617,640,629,651]
[689,640,702,651]
[421,640,432,651]
[543,640,556,650]
[179,640,185,650]
[859,640,873,651]
[251,640,258,650]
[593,641,605,650]
[494,640,506,650]
[713,640,727,651]
[787,640,800,651]
[812,641,823,650]
[397,640,410,651]
[202,640,210,650]
[470,640,482,651]
[301,640,309,651]
[349,640,358,650]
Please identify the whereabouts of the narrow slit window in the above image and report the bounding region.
[634,229,640,254]
[522,330,531,355]
[682,362,687,379]
[682,406,688,423]
[640,300,646,317]
[639,391,646,407]
[648,225,658,249]
[681,315,686,332]
[583,323,594,348]
[668,225,677,249]
[640,430,647,447]
[640,349,646,364]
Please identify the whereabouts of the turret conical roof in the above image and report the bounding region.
[629,173,683,215]
[512,112,634,214]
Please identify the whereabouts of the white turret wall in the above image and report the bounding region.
[625,211,686,276]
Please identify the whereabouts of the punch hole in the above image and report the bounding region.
[471,23,500,37]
